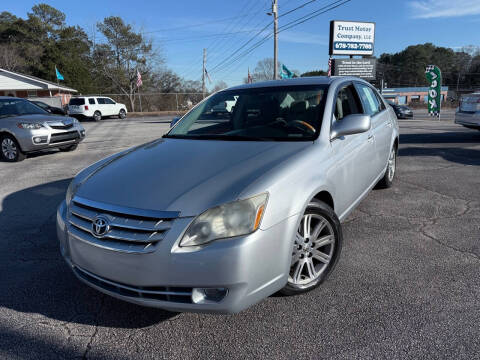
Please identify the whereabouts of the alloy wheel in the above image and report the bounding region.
[387,147,396,182]
[2,138,17,160]
[288,213,335,286]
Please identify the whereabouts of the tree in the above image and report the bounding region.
[252,58,281,82]
[0,44,25,71]
[93,16,161,111]
[212,80,228,92]
[301,70,327,77]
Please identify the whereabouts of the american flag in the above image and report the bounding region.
[327,58,332,77]
[247,68,253,84]
[136,70,143,88]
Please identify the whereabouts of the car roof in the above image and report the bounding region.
[226,76,361,91]
[0,96,26,100]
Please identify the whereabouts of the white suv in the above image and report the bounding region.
[68,97,127,121]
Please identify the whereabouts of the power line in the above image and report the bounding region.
[211,0,352,77]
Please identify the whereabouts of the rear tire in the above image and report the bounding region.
[59,144,78,152]
[1,134,26,162]
[119,109,126,119]
[376,145,397,189]
[93,111,102,121]
[280,200,342,296]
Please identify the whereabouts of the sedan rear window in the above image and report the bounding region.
[69,98,85,105]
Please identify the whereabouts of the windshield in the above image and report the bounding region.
[166,85,328,141]
[0,98,48,118]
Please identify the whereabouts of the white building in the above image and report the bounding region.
[0,68,77,106]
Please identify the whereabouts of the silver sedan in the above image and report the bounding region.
[57,76,399,313]
[0,97,85,162]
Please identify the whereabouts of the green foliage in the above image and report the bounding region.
[378,43,480,91]
[301,70,327,77]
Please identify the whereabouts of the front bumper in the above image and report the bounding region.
[56,200,297,314]
[455,112,480,128]
[16,125,86,153]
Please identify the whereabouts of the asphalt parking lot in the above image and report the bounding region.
[0,116,479,359]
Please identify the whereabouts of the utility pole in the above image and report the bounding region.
[202,48,207,98]
[273,0,278,80]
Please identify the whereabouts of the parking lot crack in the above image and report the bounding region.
[418,220,480,262]
[82,295,105,360]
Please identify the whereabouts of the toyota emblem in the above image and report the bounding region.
[91,215,110,238]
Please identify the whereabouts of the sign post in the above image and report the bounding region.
[328,20,376,81]
[425,65,442,119]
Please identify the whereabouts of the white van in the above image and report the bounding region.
[68,97,127,121]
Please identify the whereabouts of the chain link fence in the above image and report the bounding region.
[98,93,204,112]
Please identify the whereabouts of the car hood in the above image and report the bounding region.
[76,138,311,217]
[6,113,70,123]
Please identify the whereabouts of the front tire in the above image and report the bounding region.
[281,200,343,295]
[93,111,102,122]
[119,109,126,119]
[1,134,26,162]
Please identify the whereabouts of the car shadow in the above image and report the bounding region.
[399,131,480,166]
[0,179,177,330]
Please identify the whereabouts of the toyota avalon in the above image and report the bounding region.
[57,77,399,313]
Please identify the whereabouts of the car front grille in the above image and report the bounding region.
[68,197,178,254]
[50,131,80,143]
[73,266,193,303]
[50,124,74,130]
[459,110,476,114]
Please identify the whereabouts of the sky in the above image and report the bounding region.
[3,0,480,88]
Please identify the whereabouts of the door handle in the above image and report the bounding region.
[368,134,374,142]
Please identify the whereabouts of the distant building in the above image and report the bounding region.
[0,68,77,106]
[381,86,449,105]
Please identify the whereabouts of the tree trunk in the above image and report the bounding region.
[129,95,135,112]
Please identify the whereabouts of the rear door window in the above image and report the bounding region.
[69,98,85,105]
[97,98,105,105]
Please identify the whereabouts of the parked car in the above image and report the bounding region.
[455,92,480,130]
[0,97,85,162]
[68,96,127,121]
[388,102,413,119]
[57,77,399,313]
[30,100,66,115]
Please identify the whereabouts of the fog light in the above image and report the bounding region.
[80,130,85,137]
[33,136,48,144]
[191,288,228,304]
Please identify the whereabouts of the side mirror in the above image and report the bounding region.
[47,108,52,113]
[331,114,371,140]
[170,116,181,128]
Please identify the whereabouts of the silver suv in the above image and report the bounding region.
[455,92,480,131]
[57,77,399,313]
[0,97,85,162]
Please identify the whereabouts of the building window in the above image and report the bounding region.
[27,90,37,97]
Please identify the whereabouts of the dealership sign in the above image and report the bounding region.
[333,58,377,79]
[425,65,442,117]
[329,21,375,56]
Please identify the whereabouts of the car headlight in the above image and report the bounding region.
[180,193,268,247]
[65,180,80,206]
[17,123,44,129]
